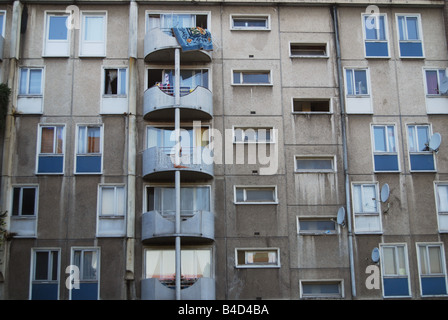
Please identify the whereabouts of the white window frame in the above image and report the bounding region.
[230,14,270,31]
[406,123,436,172]
[11,185,38,217]
[102,67,128,96]
[29,248,61,299]
[416,242,448,297]
[235,248,280,268]
[145,10,212,33]
[379,243,411,298]
[434,182,448,233]
[361,13,390,58]
[69,247,100,300]
[231,70,272,86]
[74,124,104,175]
[234,185,278,205]
[289,42,329,58]
[297,217,338,235]
[351,182,383,234]
[18,67,44,97]
[424,68,448,97]
[43,11,70,57]
[96,184,126,237]
[344,68,370,97]
[79,11,107,57]
[0,10,6,37]
[36,124,66,175]
[299,280,344,299]
[292,98,332,114]
[370,124,400,173]
[294,155,336,173]
[233,126,275,144]
[395,13,425,58]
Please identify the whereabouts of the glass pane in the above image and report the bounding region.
[397,246,407,275]
[145,250,161,278]
[299,220,335,231]
[84,16,104,41]
[35,251,49,280]
[0,14,4,36]
[49,16,68,40]
[242,73,269,84]
[82,251,98,280]
[233,72,241,84]
[245,188,275,202]
[398,16,405,40]
[12,188,20,216]
[362,185,377,213]
[353,185,363,213]
[346,69,354,95]
[408,126,416,152]
[365,15,384,40]
[406,17,419,40]
[378,16,386,40]
[383,247,397,275]
[77,126,87,154]
[161,187,175,214]
[51,251,59,281]
[417,126,429,152]
[354,70,368,95]
[296,158,333,170]
[387,126,396,152]
[56,126,64,154]
[29,69,42,95]
[419,246,429,275]
[119,69,127,95]
[101,187,115,215]
[426,70,439,94]
[235,188,244,202]
[87,127,101,153]
[104,69,118,94]
[146,187,154,212]
[116,187,125,215]
[437,185,448,212]
[41,127,55,153]
[21,188,36,215]
[374,126,387,152]
[429,247,442,274]
[19,69,28,94]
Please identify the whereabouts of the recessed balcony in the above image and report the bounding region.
[141,277,215,300]
[143,85,213,121]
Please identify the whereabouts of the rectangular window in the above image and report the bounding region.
[147,13,208,32]
[381,245,411,297]
[30,249,60,300]
[407,125,435,171]
[293,99,330,113]
[295,156,335,172]
[80,12,106,57]
[290,43,327,58]
[425,69,448,96]
[97,185,126,237]
[234,186,277,204]
[345,69,369,96]
[300,281,343,299]
[44,13,70,57]
[233,127,273,144]
[0,11,6,37]
[19,68,43,96]
[232,71,271,85]
[231,15,270,30]
[363,14,389,57]
[76,125,102,174]
[70,248,99,300]
[12,186,37,217]
[435,184,448,232]
[147,69,209,94]
[298,218,337,235]
[397,14,423,57]
[372,125,399,172]
[417,244,448,296]
[235,248,280,268]
[352,183,382,233]
[37,125,64,174]
[104,68,127,95]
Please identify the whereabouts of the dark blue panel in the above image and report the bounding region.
[76,155,102,173]
[421,277,447,296]
[38,155,63,173]
[399,42,423,57]
[31,283,58,300]
[374,154,399,171]
[410,154,435,171]
[365,42,389,57]
[383,277,409,297]
[71,282,98,300]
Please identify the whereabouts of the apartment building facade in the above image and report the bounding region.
[0,0,447,300]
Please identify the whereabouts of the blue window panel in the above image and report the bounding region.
[365,42,389,57]
[383,278,409,297]
[374,154,399,171]
[38,155,63,173]
[76,155,102,173]
[410,154,435,171]
[421,277,447,296]
[71,282,98,300]
[399,42,423,57]
[31,283,58,300]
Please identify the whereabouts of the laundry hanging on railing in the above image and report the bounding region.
[172,27,213,52]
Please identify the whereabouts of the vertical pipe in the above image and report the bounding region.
[174,48,181,300]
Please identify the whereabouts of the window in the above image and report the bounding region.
[380,244,411,298]
[233,127,273,143]
[145,247,212,288]
[30,249,60,300]
[352,183,382,233]
[231,15,270,30]
[295,156,335,172]
[425,69,448,96]
[234,186,277,204]
[293,99,331,113]
[363,14,389,57]
[235,248,280,268]
[290,43,327,58]
[345,69,369,96]
[75,125,103,174]
[435,184,448,232]
[19,68,43,96]
[147,68,209,95]
[372,125,399,172]
[0,11,6,37]
[70,248,100,300]
[37,125,65,174]
[44,13,70,57]
[232,71,271,85]
[417,243,448,296]
[104,68,127,95]
[407,125,435,171]
[396,14,423,58]
[10,186,38,237]
[97,185,126,237]
[80,12,106,57]
[147,13,208,32]
[297,218,337,235]
[300,281,343,299]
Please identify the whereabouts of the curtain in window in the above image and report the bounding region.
[105,69,118,94]
[84,16,104,41]
[161,14,194,29]
[74,250,98,280]
[438,185,448,212]
[41,127,55,153]
[387,126,396,152]
[426,70,439,94]
[78,127,100,154]
[101,187,115,215]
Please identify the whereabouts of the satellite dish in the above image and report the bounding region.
[380,183,390,203]
[371,247,380,263]
[429,133,441,152]
[337,207,345,226]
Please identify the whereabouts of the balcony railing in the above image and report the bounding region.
[143,85,213,121]
[141,277,215,300]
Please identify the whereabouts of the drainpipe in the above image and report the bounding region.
[174,47,181,300]
[0,0,22,299]
[331,5,356,298]
[125,0,138,300]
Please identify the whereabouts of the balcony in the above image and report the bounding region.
[143,85,213,121]
[144,28,212,63]
[141,277,215,300]
[142,146,214,181]
[142,210,214,244]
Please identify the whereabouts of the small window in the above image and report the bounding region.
[345,68,369,96]
[396,14,423,58]
[76,125,103,174]
[97,185,126,237]
[232,71,271,85]
[435,184,448,232]
[234,186,277,204]
[71,248,100,300]
[293,99,330,113]
[147,13,208,32]
[372,125,399,172]
[363,14,389,57]
[235,248,280,268]
[295,156,335,172]
[12,186,37,217]
[298,218,337,235]
[44,13,70,57]
[290,43,327,57]
[231,15,269,30]
[425,69,448,96]
[0,11,6,38]
[300,281,343,299]
[19,68,43,96]
[80,12,106,57]
[417,243,448,296]
[352,183,382,233]
[37,125,65,174]
[407,124,435,171]
[380,244,411,298]
[233,127,273,143]
[104,68,127,95]
[31,249,60,300]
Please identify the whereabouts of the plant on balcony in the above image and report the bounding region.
[0,83,11,130]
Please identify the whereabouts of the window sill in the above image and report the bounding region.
[234,201,278,205]
[295,170,336,174]
[290,55,329,59]
[231,83,273,87]
[292,112,332,115]
[235,265,280,269]
[298,231,338,236]
[231,28,271,31]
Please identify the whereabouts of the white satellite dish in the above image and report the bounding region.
[428,133,441,152]
[371,247,380,263]
[380,183,390,203]
[337,207,345,226]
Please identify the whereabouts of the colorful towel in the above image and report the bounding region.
[172,27,213,52]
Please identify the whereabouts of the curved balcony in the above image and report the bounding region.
[143,85,213,121]
[142,210,214,244]
[141,277,215,300]
[143,146,214,181]
[144,28,212,63]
